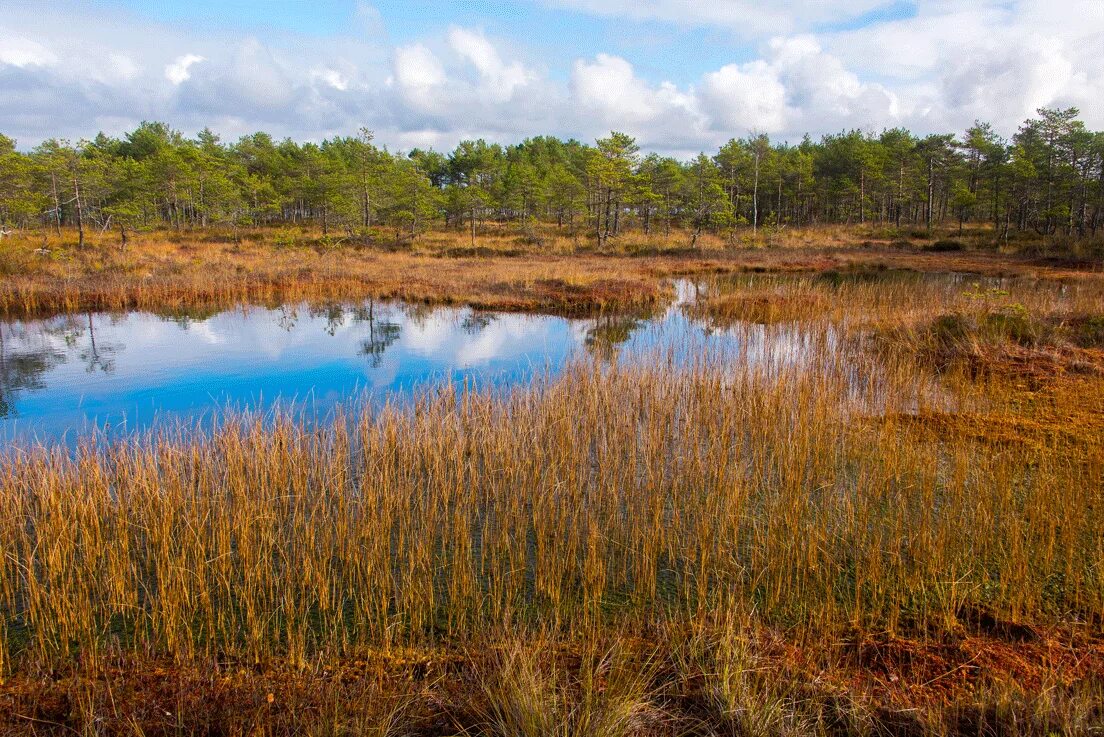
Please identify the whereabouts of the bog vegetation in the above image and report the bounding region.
[2,266,1103,735]
[1,107,1103,251]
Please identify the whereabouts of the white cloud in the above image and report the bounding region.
[818,1,1104,133]
[936,36,1076,128]
[570,53,703,147]
[699,61,788,132]
[391,29,537,113]
[0,1,1100,155]
[354,1,387,37]
[447,27,535,102]
[0,36,58,67]
[385,30,548,142]
[570,40,898,148]
[108,53,140,81]
[391,43,447,112]
[165,53,205,85]
[769,36,901,131]
[572,54,664,122]
[393,44,445,90]
[319,68,349,91]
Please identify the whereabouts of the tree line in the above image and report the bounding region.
[1,108,1102,247]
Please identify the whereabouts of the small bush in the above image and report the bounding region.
[271,228,302,249]
[927,239,966,252]
[931,313,975,345]
[983,307,1041,346]
[0,247,31,276]
[1070,315,1104,348]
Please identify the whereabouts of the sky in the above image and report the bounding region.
[1,0,1101,155]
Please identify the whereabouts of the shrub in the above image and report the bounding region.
[0,248,30,276]
[983,306,1041,346]
[1070,314,1104,348]
[927,239,966,252]
[931,313,975,345]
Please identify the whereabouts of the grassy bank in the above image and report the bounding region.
[0,224,1100,320]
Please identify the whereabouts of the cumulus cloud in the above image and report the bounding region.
[392,28,540,111]
[447,28,535,102]
[699,61,788,132]
[165,54,205,85]
[569,39,900,148]
[568,54,708,149]
[384,28,550,145]
[108,53,140,82]
[573,54,690,124]
[392,44,446,94]
[0,36,58,68]
[313,68,349,92]
[0,1,1100,154]
[817,1,1104,134]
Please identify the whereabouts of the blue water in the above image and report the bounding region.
[1,282,808,443]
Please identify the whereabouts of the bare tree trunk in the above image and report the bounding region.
[926,157,934,232]
[50,174,62,235]
[595,190,605,249]
[896,163,904,229]
[665,189,671,240]
[776,177,783,226]
[73,173,85,249]
[603,189,612,245]
[859,168,865,225]
[752,153,760,235]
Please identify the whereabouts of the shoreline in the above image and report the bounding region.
[1,226,1101,321]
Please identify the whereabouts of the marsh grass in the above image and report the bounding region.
[0,227,674,319]
[2,339,1100,657]
[1,260,1103,734]
[1,224,1099,321]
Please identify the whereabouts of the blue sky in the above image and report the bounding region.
[1,1,1100,154]
[100,0,757,85]
[101,0,919,84]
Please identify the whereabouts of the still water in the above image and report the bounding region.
[0,282,818,442]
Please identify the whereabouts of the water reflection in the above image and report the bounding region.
[80,311,123,375]
[0,284,821,442]
[0,333,65,419]
[584,314,645,361]
[356,300,403,368]
[0,313,116,419]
